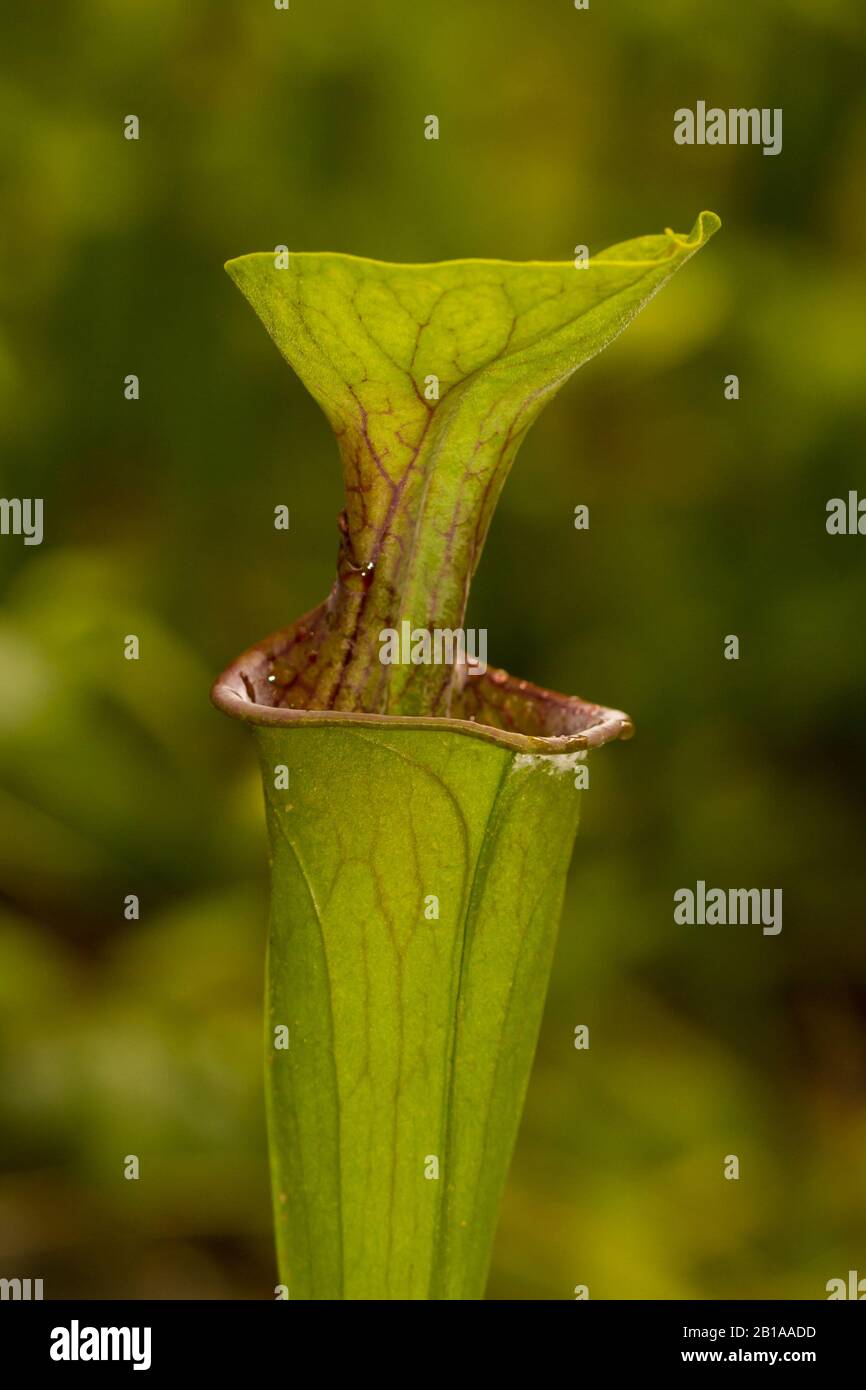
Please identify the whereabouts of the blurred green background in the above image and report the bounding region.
[1,0,865,1299]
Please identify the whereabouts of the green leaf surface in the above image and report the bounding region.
[226,212,719,716]
[257,721,584,1300]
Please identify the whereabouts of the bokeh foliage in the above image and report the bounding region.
[1,0,865,1298]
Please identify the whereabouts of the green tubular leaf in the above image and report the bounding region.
[257,720,584,1300]
[226,212,720,717]
[216,215,720,1301]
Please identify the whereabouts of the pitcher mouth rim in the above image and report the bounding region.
[211,615,634,756]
